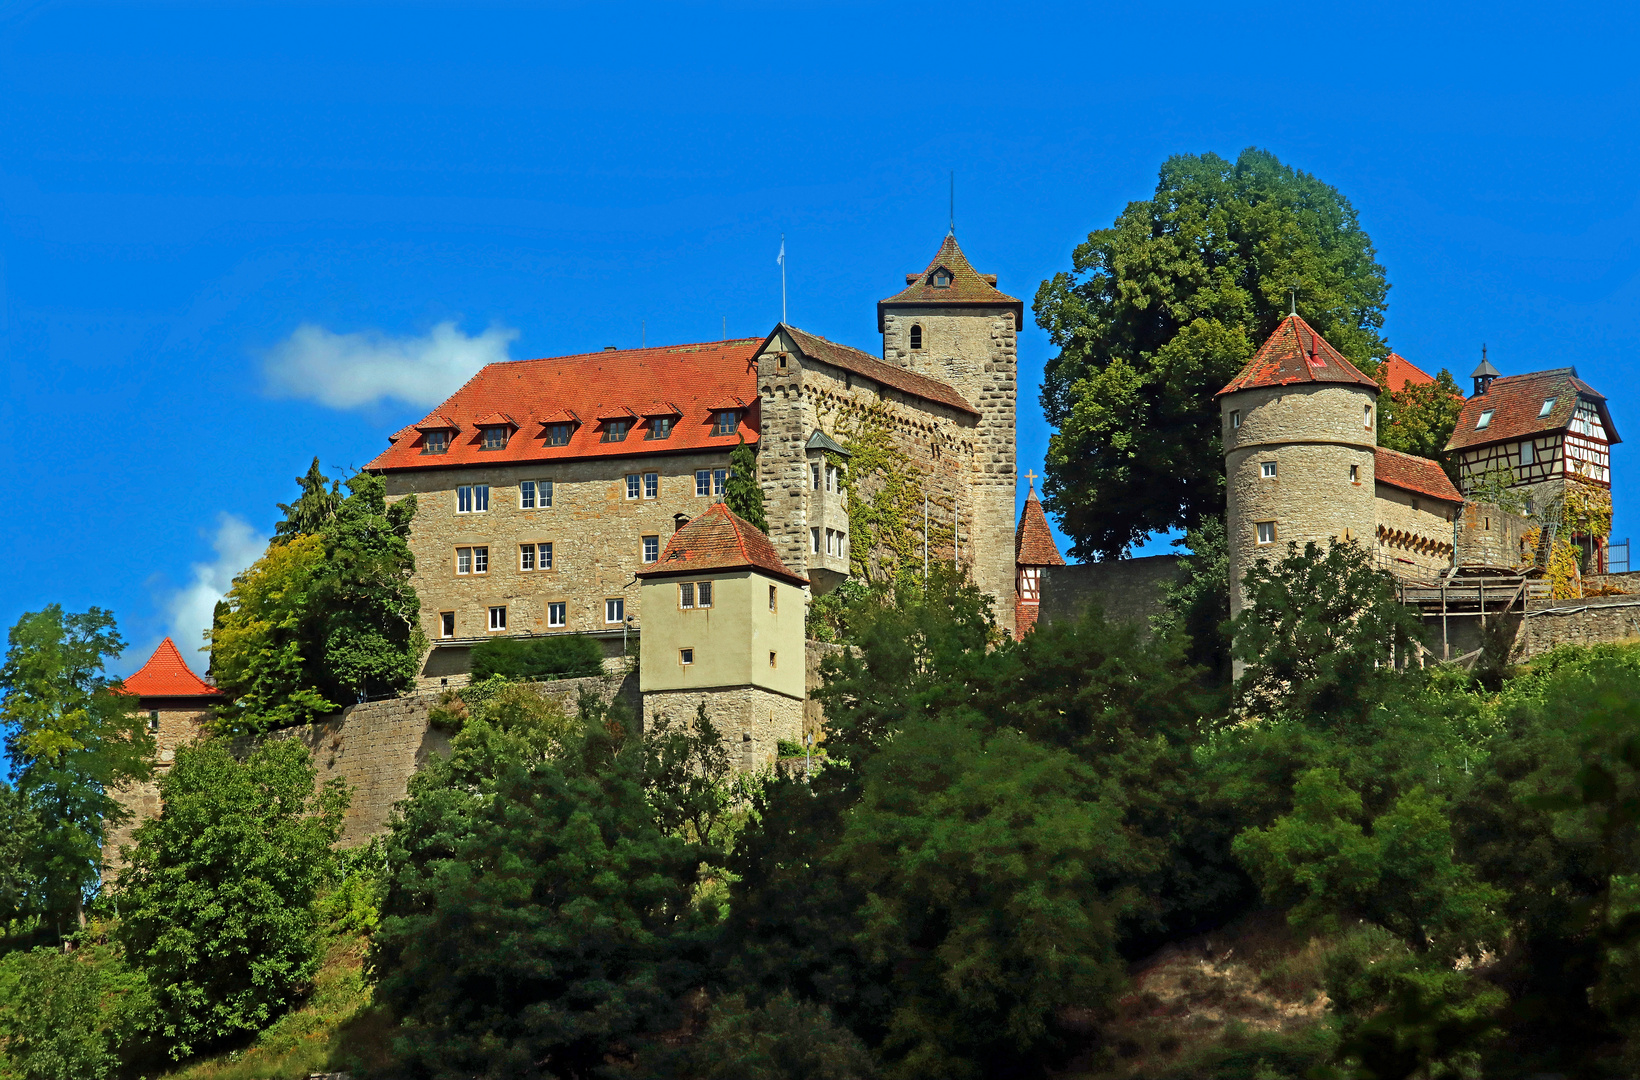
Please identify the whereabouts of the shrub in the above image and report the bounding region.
[677,992,879,1080]
[470,634,605,681]
[0,938,152,1080]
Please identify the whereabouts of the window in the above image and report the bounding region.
[680,582,695,608]
[475,546,488,573]
[1364,404,1373,430]
[520,542,551,570]
[769,651,777,668]
[489,605,507,631]
[714,411,738,436]
[626,474,641,499]
[811,527,820,553]
[1230,409,1241,430]
[811,463,821,490]
[1476,409,1494,430]
[1521,440,1535,466]
[714,469,727,496]
[909,324,923,350]
[696,470,712,496]
[645,416,674,440]
[440,612,455,639]
[769,584,777,612]
[933,269,952,288]
[1261,461,1277,479]
[1539,397,1557,418]
[827,465,840,491]
[1256,521,1277,545]
[422,430,450,454]
[148,710,160,732]
[606,598,624,624]
[1349,464,1359,482]
[457,484,490,513]
[698,581,712,607]
[520,543,536,571]
[644,472,659,498]
[548,602,566,628]
[680,648,694,666]
[602,419,631,443]
[642,535,660,563]
[826,528,835,555]
[520,480,553,509]
[546,423,573,447]
[455,546,489,574]
[481,426,508,450]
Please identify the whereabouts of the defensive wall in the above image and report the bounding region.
[1036,556,1180,634]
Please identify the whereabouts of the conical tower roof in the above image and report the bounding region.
[1015,484,1065,567]
[636,502,808,586]
[1216,314,1378,397]
[121,638,221,698]
[877,234,1023,331]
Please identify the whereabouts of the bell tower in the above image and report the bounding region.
[878,234,1022,633]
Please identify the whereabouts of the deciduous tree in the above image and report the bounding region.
[725,435,768,532]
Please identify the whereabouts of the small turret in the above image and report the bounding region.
[1471,348,1501,396]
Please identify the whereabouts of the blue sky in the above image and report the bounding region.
[2,0,1638,681]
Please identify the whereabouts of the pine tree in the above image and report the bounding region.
[725,435,768,532]
[272,457,341,544]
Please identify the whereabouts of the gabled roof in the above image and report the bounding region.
[635,502,808,587]
[1381,352,1436,391]
[1374,447,1462,505]
[767,323,979,419]
[368,338,763,472]
[1444,367,1621,451]
[415,413,461,432]
[1015,487,1066,567]
[1217,314,1380,396]
[877,234,1024,331]
[474,411,518,428]
[121,638,222,699]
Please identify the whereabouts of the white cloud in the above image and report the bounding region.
[262,320,519,410]
[161,514,266,657]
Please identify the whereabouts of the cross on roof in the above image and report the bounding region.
[1025,469,1037,489]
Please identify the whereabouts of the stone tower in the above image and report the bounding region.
[878,234,1022,634]
[1219,314,1380,619]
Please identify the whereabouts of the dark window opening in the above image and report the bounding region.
[545,423,573,447]
[602,419,631,443]
[481,426,509,450]
[422,430,451,454]
[932,270,952,289]
[909,325,923,350]
[714,411,738,436]
[646,416,674,440]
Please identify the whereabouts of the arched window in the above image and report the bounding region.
[909,325,923,350]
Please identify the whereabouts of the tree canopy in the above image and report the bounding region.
[726,435,768,532]
[1034,148,1390,559]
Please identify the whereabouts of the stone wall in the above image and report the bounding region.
[105,700,213,870]
[1373,484,1458,582]
[1521,596,1640,657]
[1454,501,1532,568]
[804,639,844,741]
[643,685,804,772]
[1037,556,1179,633]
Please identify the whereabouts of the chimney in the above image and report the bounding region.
[673,512,690,533]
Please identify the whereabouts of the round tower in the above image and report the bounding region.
[1219,314,1380,620]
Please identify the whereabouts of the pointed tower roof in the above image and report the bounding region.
[877,234,1023,331]
[1380,351,1436,391]
[121,638,222,699]
[1015,484,1066,567]
[1217,314,1379,397]
[636,502,809,587]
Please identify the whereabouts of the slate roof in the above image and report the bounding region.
[877,233,1024,331]
[1015,488,1065,566]
[636,502,808,587]
[121,638,222,699]
[1374,447,1463,504]
[1217,314,1379,396]
[1381,352,1436,391]
[368,339,763,471]
[1444,368,1620,452]
[771,324,979,419]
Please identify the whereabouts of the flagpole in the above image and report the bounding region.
[780,234,787,325]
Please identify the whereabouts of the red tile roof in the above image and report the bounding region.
[877,233,1024,332]
[1217,314,1379,397]
[121,638,222,699]
[636,502,807,587]
[1015,488,1066,566]
[367,339,763,472]
[1380,351,1435,390]
[771,324,979,419]
[1374,447,1463,504]
[1444,367,1620,451]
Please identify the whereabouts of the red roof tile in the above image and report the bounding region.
[1374,447,1463,504]
[877,234,1024,331]
[1380,351,1435,390]
[1444,367,1620,451]
[416,413,461,432]
[121,638,222,699]
[474,411,518,428]
[636,502,807,587]
[1217,314,1379,396]
[1015,488,1065,566]
[771,324,980,419]
[368,338,763,472]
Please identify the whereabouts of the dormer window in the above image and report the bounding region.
[932,269,952,289]
[1476,409,1494,430]
[910,325,923,350]
[545,423,573,447]
[1539,397,1556,418]
[422,430,451,455]
[601,419,631,443]
[646,416,674,441]
[714,410,739,436]
[480,426,509,451]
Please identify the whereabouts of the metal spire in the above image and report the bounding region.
[949,172,955,236]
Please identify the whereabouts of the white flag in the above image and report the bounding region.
[777,239,785,266]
